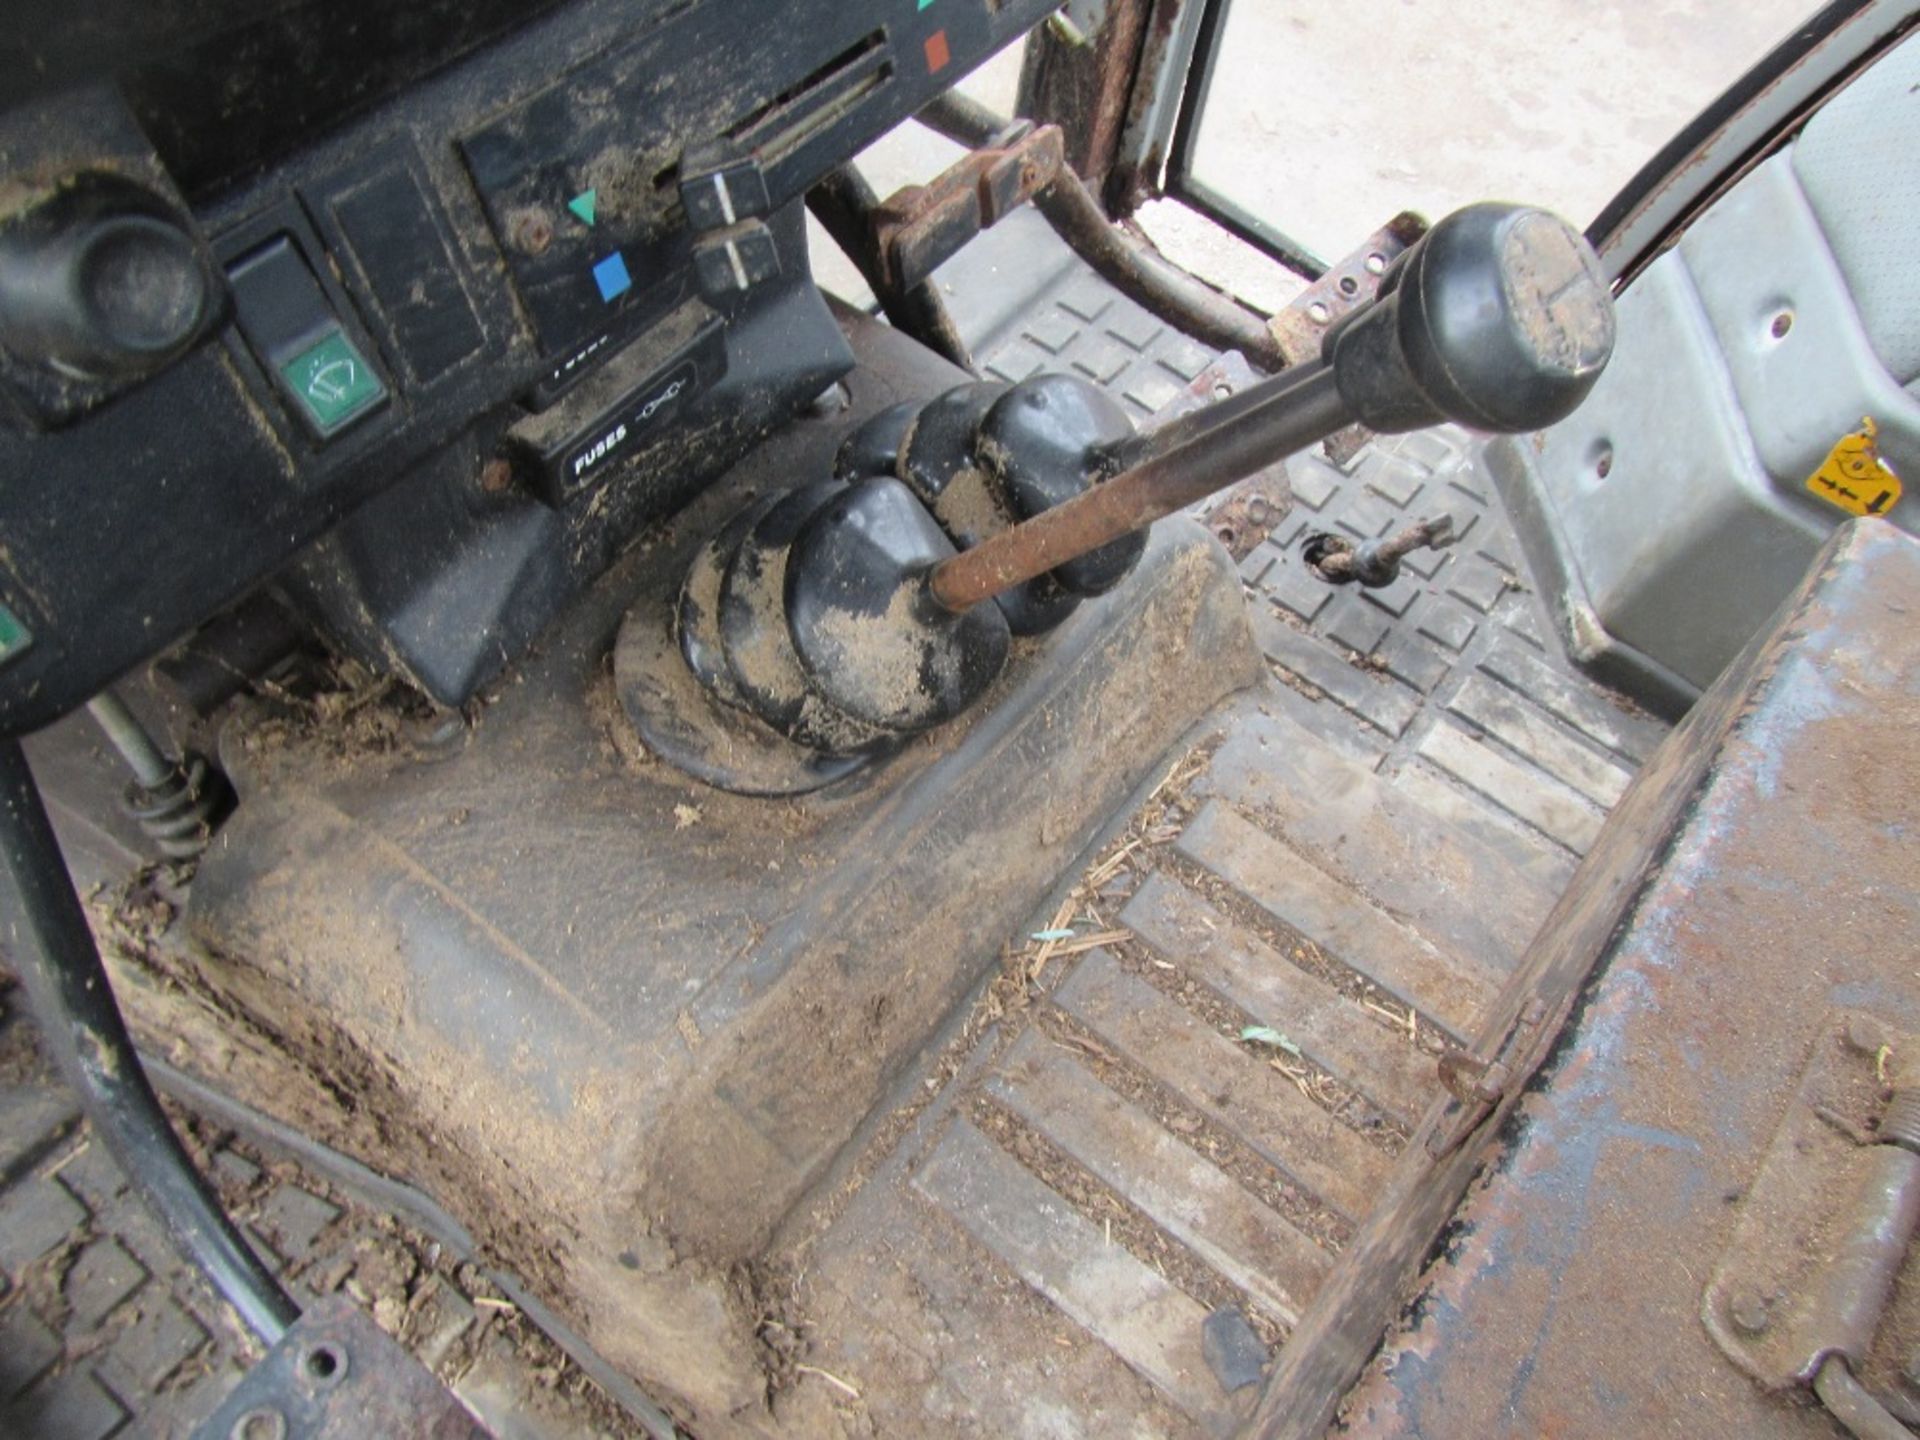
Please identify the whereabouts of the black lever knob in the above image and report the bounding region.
[0,173,222,384]
[930,201,1617,613]
[1326,202,1614,435]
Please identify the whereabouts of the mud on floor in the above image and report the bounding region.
[0,968,638,1439]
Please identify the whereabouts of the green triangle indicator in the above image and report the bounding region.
[567,189,597,227]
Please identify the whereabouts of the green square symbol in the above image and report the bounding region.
[280,330,384,433]
[0,600,31,667]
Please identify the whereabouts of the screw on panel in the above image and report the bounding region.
[510,209,555,255]
[230,1407,287,1440]
[1728,1290,1771,1338]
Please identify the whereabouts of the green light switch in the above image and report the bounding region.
[279,329,385,435]
[0,600,32,668]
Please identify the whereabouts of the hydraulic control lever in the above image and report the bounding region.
[637,201,1617,792]
[928,202,1615,611]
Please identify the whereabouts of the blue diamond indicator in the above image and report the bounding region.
[592,251,632,303]
[567,188,597,227]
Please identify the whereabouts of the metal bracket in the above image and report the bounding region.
[872,124,1066,293]
[1180,353,1294,560]
[1110,0,1215,208]
[1267,212,1426,366]
[1269,212,1427,465]
[192,1296,490,1439]
[1426,996,1550,1161]
[1704,1013,1920,1430]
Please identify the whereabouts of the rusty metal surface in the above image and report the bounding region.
[915,90,1005,150]
[1267,213,1424,466]
[1016,0,1151,186]
[1704,1020,1920,1392]
[1032,169,1287,368]
[916,88,1285,367]
[1148,352,1295,561]
[1319,519,1920,1439]
[192,1296,489,1439]
[1109,0,1203,212]
[1304,514,1456,590]
[1816,1356,1916,1440]
[873,125,1066,292]
[929,364,1344,610]
[807,166,973,369]
[1195,467,1290,562]
[1812,1145,1920,1376]
[1267,213,1425,368]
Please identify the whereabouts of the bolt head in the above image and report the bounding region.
[1729,1290,1770,1338]
[1847,1015,1894,1056]
[479,457,514,494]
[510,209,555,255]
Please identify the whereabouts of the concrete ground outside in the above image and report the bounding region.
[814,0,1817,315]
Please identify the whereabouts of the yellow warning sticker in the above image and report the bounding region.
[1807,417,1902,518]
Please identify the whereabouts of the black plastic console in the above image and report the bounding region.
[0,0,1051,729]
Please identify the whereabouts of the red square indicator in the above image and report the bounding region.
[924,29,951,74]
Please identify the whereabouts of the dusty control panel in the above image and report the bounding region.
[0,0,1048,729]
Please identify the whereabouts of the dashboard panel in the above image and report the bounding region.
[0,0,1050,732]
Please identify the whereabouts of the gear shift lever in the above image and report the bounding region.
[637,201,1616,787]
[927,202,1614,611]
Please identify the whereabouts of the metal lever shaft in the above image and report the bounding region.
[930,364,1346,611]
[928,201,1614,614]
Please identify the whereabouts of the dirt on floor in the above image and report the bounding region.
[0,960,636,1438]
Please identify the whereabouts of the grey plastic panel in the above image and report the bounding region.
[1512,253,1828,691]
[1793,28,1920,387]
[1493,33,1920,704]
[1679,153,1920,493]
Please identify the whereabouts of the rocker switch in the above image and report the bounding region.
[692,220,781,301]
[226,235,388,440]
[678,156,770,233]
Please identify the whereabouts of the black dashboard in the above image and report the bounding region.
[0,0,1050,733]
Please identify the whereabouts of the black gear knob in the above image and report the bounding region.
[1326,202,1614,435]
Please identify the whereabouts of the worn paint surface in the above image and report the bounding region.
[1337,519,1920,1438]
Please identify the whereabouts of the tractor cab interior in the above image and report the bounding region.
[1,3,1917,1437]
